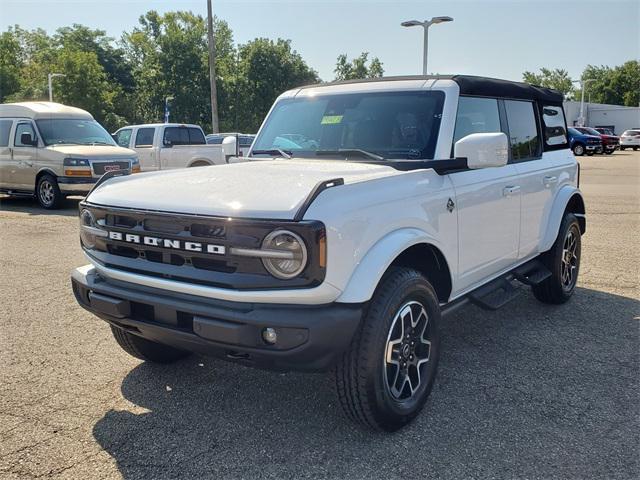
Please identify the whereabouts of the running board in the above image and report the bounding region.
[469,278,520,311]
[513,259,551,286]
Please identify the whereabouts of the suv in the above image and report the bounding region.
[71,76,585,431]
[573,126,618,154]
[568,127,603,156]
[619,129,640,150]
[0,102,138,208]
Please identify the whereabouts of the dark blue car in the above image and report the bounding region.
[568,127,603,156]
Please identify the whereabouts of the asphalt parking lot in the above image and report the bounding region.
[1,152,638,480]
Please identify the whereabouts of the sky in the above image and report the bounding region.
[1,0,638,82]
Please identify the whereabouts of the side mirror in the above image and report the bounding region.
[454,132,508,169]
[221,135,238,157]
[20,132,37,146]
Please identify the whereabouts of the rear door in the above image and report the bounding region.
[448,96,521,293]
[506,100,551,259]
[134,127,157,171]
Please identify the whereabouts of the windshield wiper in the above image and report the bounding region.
[315,149,384,161]
[251,149,292,159]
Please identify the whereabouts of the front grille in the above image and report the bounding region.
[93,161,130,175]
[82,204,326,290]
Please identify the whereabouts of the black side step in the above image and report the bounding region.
[469,278,520,311]
[513,259,552,286]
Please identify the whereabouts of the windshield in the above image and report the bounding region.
[581,127,601,136]
[35,119,116,146]
[251,91,445,160]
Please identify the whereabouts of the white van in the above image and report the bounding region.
[0,102,138,209]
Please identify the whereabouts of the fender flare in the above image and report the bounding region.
[35,167,58,185]
[540,186,585,252]
[335,228,450,303]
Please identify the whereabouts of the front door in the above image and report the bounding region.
[448,96,521,294]
[11,121,39,190]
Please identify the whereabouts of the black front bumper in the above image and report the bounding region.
[71,270,363,372]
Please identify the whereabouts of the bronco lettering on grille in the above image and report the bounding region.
[108,231,225,255]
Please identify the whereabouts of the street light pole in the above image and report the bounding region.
[207,0,220,134]
[578,78,595,127]
[47,73,65,102]
[401,16,453,75]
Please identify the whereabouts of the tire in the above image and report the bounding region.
[634,147,638,151]
[334,267,441,431]
[620,147,626,151]
[189,161,211,167]
[572,144,585,156]
[604,150,613,155]
[36,174,62,209]
[533,213,581,304]
[586,152,594,156]
[110,325,191,363]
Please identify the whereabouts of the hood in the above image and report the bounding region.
[86,159,403,219]
[45,144,136,158]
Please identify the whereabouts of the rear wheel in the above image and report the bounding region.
[634,147,639,151]
[110,326,191,363]
[533,213,581,304]
[572,144,585,156]
[36,174,63,209]
[334,268,440,431]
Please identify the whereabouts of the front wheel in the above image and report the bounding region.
[572,144,585,156]
[533,213,581,304]
[334,268,440,431]
[36,174,63,209]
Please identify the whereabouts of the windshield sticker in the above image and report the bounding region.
[321,115,343,125]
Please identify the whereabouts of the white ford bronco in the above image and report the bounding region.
[72,75,585,431]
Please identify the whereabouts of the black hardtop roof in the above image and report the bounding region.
[300,74,564,104]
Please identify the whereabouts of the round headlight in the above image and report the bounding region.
[261,230,307,279]
[79,209,96,248]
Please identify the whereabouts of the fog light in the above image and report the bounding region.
[262,327,277,345]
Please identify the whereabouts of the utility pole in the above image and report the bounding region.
[401,17,453,75]
[207,0,219,133]
[578,78,595,127]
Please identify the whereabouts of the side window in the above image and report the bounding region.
[14,122,36,147]
[541,105,568,147]
[187,128,206,145]
[0,119,13,147]
[114,129,132,148]
[453,97,501,145]
[163,127,189,145]
[135,128,155,147]
[504,100,541,161]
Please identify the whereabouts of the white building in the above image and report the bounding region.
[564,101,640,134]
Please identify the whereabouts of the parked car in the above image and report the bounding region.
[206,133,255,157]
[0,102,138,209]
[72,75,585,431]
[619,129,640,150]
[113,123,237,171]
[567,127,602,156]
[594,127,615,136]
[573,126,619,155]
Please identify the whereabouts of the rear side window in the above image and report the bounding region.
[135,128,155,147]
[164,127,189,145]
[623,130,640,136]
[504,100,541,161]
[188,127,205,144]
[0,119,12,147]
[114,129,132,148]
[541,105,568,148]
[453,97,501,144]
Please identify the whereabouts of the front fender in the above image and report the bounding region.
[540,186,585,252]
[336,228,447,303]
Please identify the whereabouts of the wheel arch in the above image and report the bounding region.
[336,229,453,304]
[35,167,58,186]
[540,186,586,252]
[187,158,213,167]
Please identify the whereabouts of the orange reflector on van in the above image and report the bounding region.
[64,169,92,177]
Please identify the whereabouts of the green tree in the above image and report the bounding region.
[0,29,22,101]
[578,61,640,106]
[234,38,319,132]
[122,11,235,131]
[522,68,575,98]
[334,52,384,81]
